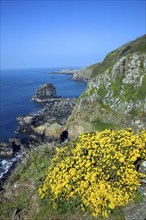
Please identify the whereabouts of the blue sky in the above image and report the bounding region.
[0,0,146,69]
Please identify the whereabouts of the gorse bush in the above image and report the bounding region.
[38,129,146,218]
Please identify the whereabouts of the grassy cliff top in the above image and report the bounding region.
[91,34,146,78]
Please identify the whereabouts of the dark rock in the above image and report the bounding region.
[32,83,56,102]
[120,45,131,56]
[60,130,68,143]
[0,138,24,157]
[17,83,77,144]
[17,98,77,144]
[9,138,22,154]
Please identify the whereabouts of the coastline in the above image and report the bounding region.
[0,71,86,182]
[49,68,89,82]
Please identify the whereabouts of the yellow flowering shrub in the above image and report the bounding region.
[38,129,146,218]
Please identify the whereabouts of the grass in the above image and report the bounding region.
[97,84,107,99]
[1,35,146,220]
[111,74,123,97]
[1,133,145,220]
[92,118,116,131]
[0,145,55,220]
[122,74,146,103]
[134,191,144,204]
[91,35,146,79]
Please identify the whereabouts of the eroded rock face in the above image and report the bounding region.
[67,51,146,136]
[32,83,56,102]
[17,98,76,143]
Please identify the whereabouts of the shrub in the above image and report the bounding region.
[38,129,146,218]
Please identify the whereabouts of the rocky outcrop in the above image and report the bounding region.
[0,138,23,156]
[67,35,146,136]
[50,67,92,82]
[0,142,13,156]
[72,63,100,82]
[17,98,76,143]
[16,82,77,144]
[32,83,56,102]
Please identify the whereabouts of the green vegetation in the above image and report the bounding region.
[91,35,146,79]
[0,145,55,220]
[89,87,97,96]
[97,84,107,99]
[111,74,123,97]
[92,118,117,130]
[38,129,146,219]
[128,108,143,117]
[1,129,146,220]
[134,191,144,204]
[122,74,146,103]
[1,35,146,220]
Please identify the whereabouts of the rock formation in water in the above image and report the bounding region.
[32,83,57,102]
[16,82,77,143]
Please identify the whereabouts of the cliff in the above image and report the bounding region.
[67,35,146,136]
[0,35,146,220]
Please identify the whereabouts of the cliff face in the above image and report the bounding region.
[68,35,146,136]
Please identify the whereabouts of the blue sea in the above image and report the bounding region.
[0,68,86,178]
[0,68,86,142]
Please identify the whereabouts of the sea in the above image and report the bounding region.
[0,67,86,179]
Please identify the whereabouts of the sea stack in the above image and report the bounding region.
[32,83,56,102]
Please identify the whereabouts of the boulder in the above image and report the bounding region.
[9,138,22,154]
[0,142,13,156]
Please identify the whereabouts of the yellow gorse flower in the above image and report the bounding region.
[38,129,146,218]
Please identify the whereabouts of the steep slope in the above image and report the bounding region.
[72,63,100,81]
[67,35,146,136]
[1,35,146,220]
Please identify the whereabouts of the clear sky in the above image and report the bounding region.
[0,0,146,69]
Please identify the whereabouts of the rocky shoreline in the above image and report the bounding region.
[49,68,89,82]
[17,83,76,144]
[17,97,76,144]
[0,82,77,181]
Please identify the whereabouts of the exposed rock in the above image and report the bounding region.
[139,161,146,181]
[124,201,146,220]
[124,161,146,220]
[33,122,64,140]
[9,138,22,154]
[32,83,56,102]
[0,138,23,156]
[139,161,146,172]
[50,67,92,82]
[67,35,146,136]
[1,35,146,220]
[71,64,99,82]
[0,142,13,156]
[17,98,76,143]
